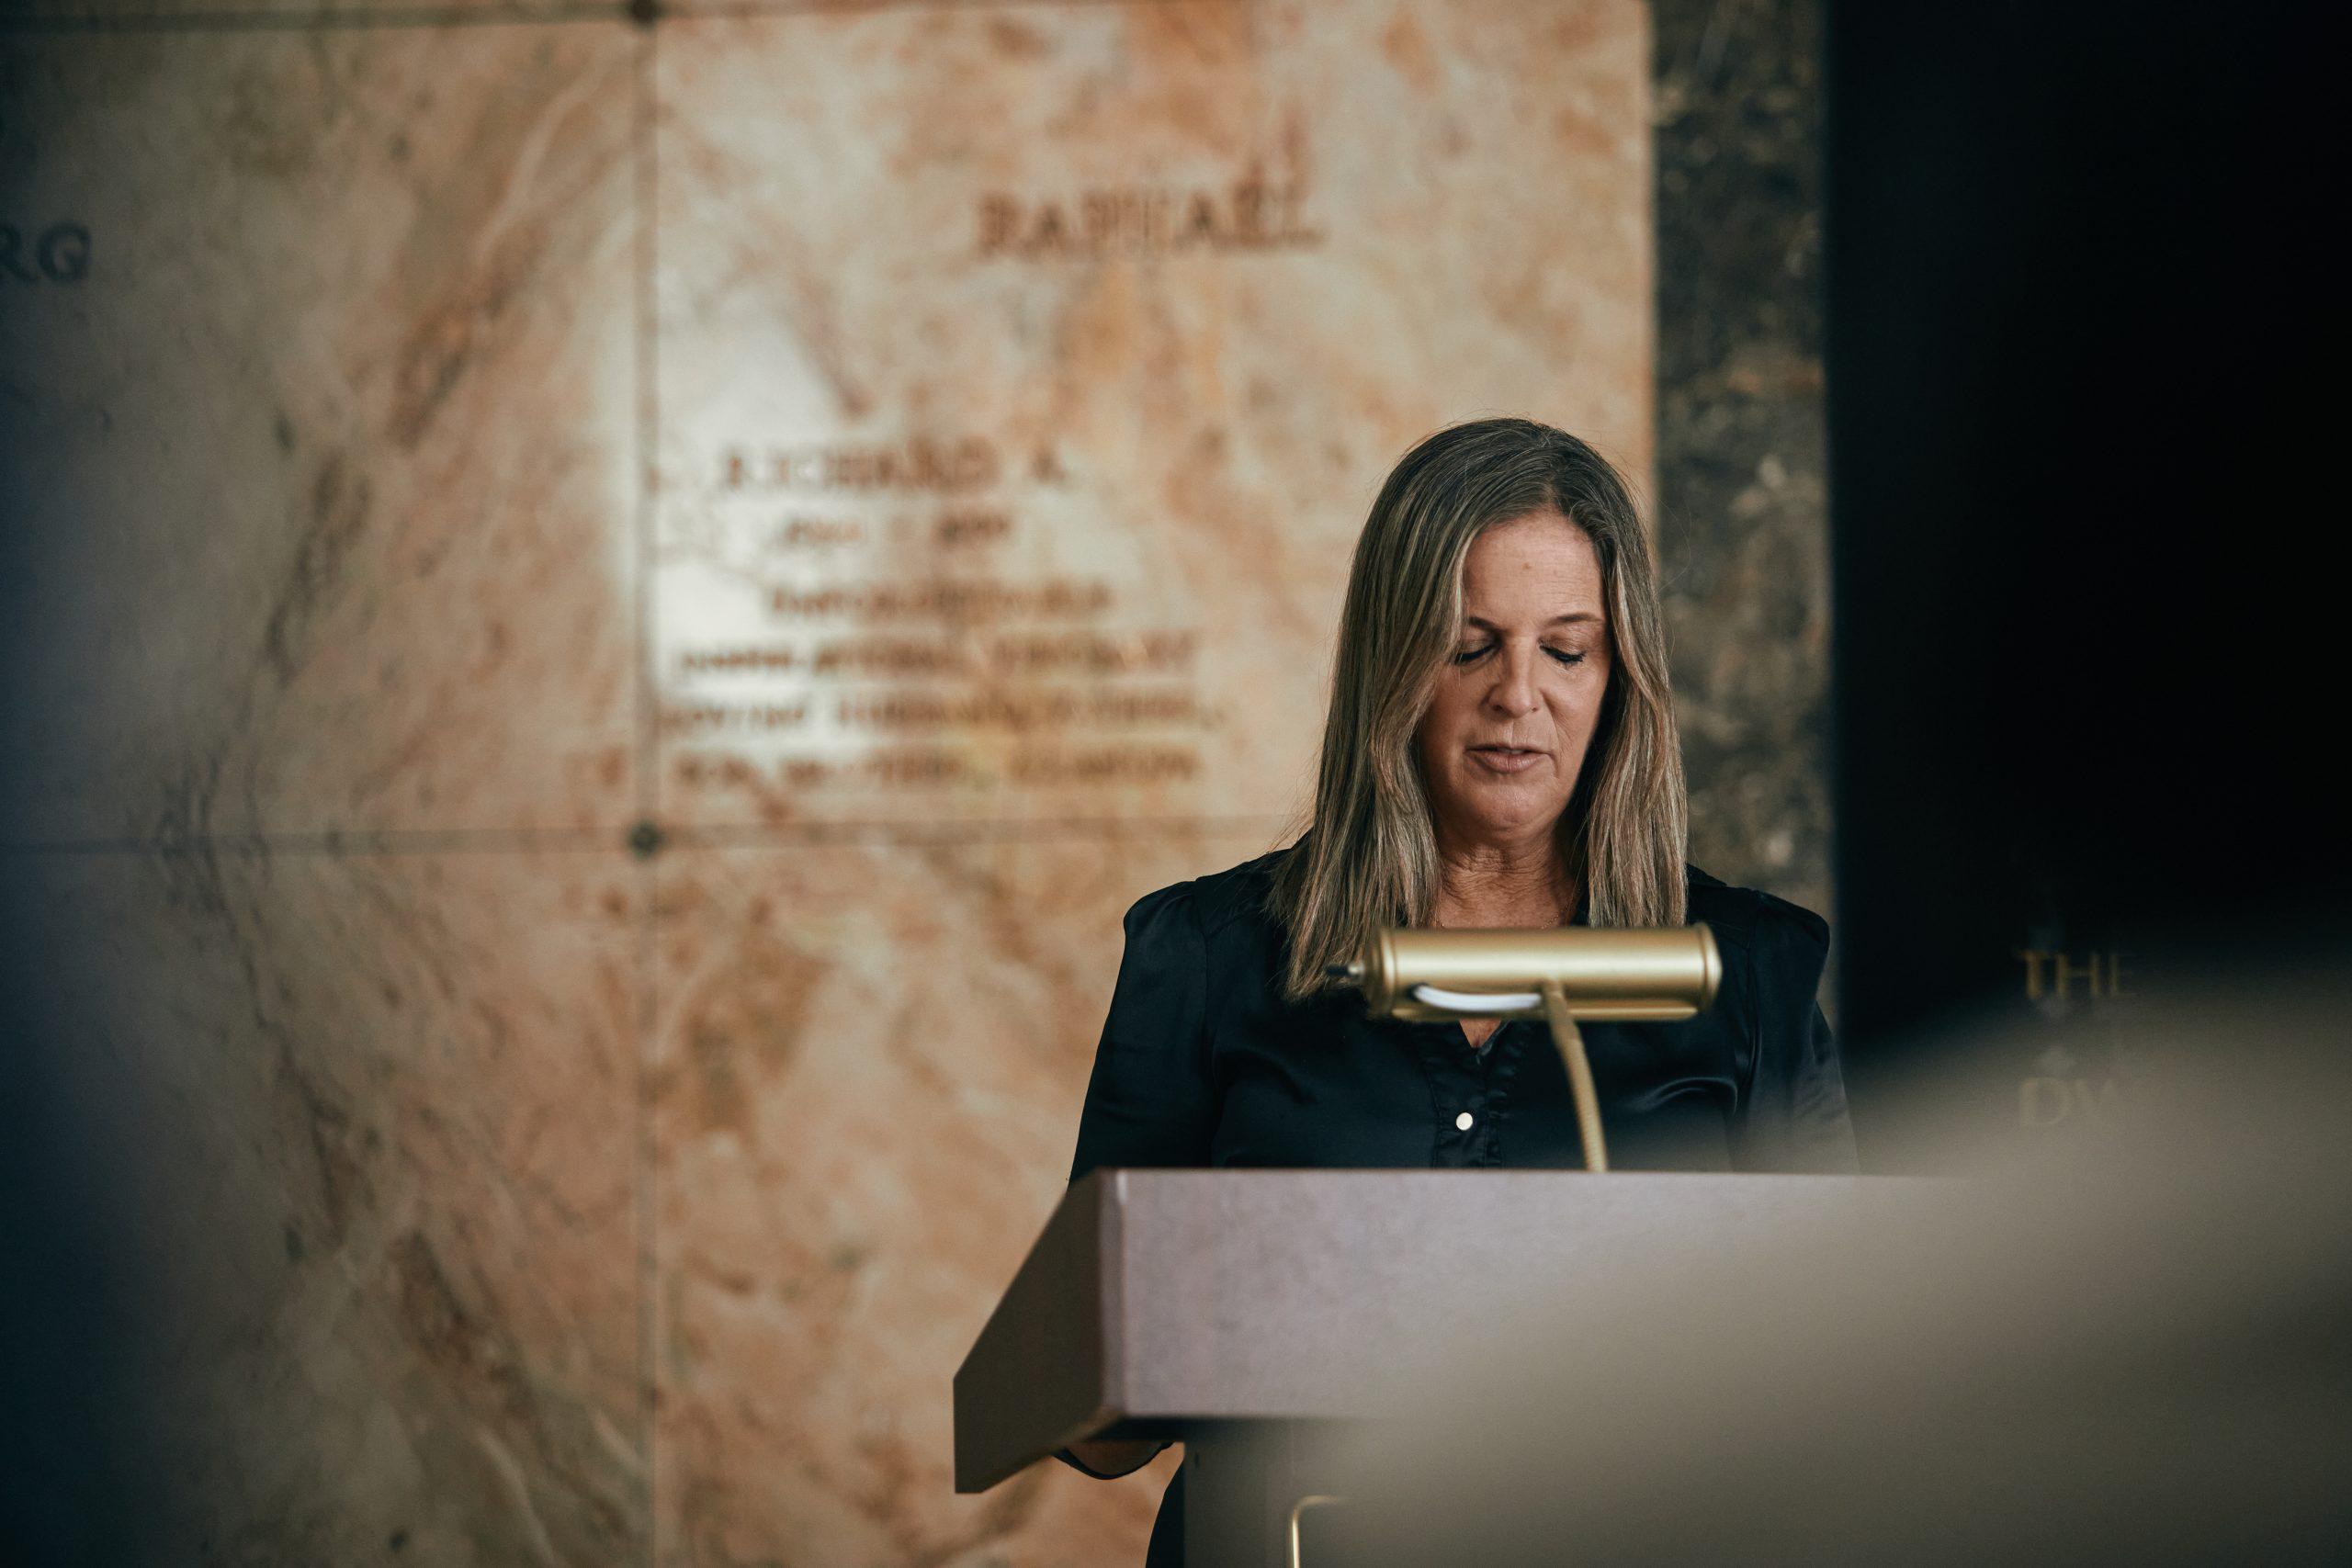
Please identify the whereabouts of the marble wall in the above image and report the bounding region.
[1652,0,1829,920]
[0,2,1822,1562]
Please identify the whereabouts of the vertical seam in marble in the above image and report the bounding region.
[633,20,662,829]
[634,852,659,1567]
[629,18,662,1567]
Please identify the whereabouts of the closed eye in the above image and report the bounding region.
[1450,644,1589,667]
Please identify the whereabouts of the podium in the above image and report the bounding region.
[956,1168,1885,1567]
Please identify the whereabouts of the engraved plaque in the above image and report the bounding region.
[654,0,1652,829]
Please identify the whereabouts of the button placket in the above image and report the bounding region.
[1409,1021,1487,1167]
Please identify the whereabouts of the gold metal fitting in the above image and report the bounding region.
[1354,924,1721,1022]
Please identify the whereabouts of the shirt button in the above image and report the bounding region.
[1454,1111,1475,1132]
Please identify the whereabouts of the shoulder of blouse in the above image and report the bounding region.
[1685,864,1831,982]
[1124,853,1826,982]
[1126,845,1291,943]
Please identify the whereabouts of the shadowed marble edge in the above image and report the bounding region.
[0,21,637,846]
[2,843,648,1562]
[1652,0,1831,930]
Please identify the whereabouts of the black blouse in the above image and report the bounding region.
[1057,847,1857,1565]
[1069,847,1856,1181]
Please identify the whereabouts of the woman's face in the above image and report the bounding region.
[1414,510,1614,852]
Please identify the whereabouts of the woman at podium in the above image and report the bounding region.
[1055,418,1856,1559]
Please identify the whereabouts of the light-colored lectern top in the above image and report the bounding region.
[954,1168,1898,1493]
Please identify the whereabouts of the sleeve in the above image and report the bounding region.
[1067,882,1217,1181]
[1054,883,1213,1481]
[1732,900,1860,1175]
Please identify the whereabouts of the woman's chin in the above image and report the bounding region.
[1444,787,1568,842]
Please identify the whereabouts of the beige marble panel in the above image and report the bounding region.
[651,833,1275,1564]
[652,0,1651,829]
[12,843,644,1562]
[0,23,635,847]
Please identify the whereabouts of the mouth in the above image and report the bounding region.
[1467,744,1547,775]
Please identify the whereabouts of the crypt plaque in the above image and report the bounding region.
[653,0,1652,828]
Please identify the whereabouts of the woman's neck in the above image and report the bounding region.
[1430,830,1576,929]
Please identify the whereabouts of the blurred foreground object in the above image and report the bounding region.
[959,981,2348,1564]
[1323,984,2352,1564]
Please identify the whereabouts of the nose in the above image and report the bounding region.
[1483,642,1541,718]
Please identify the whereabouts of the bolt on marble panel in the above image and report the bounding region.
[4,842,646,1562]
[0,22,636,848]
[650,833,1276,1564]
[651,0,1651,830]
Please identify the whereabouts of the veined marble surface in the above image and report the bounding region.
[651,834,1265,1563]
[1652,0,1831,925]
[10,843,645,1562]
[0,25,637,848]
[0,2,1830,1563]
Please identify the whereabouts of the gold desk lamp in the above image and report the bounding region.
[1329,926,1722,1173]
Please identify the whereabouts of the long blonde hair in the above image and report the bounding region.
[1269,418,1688,1000]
